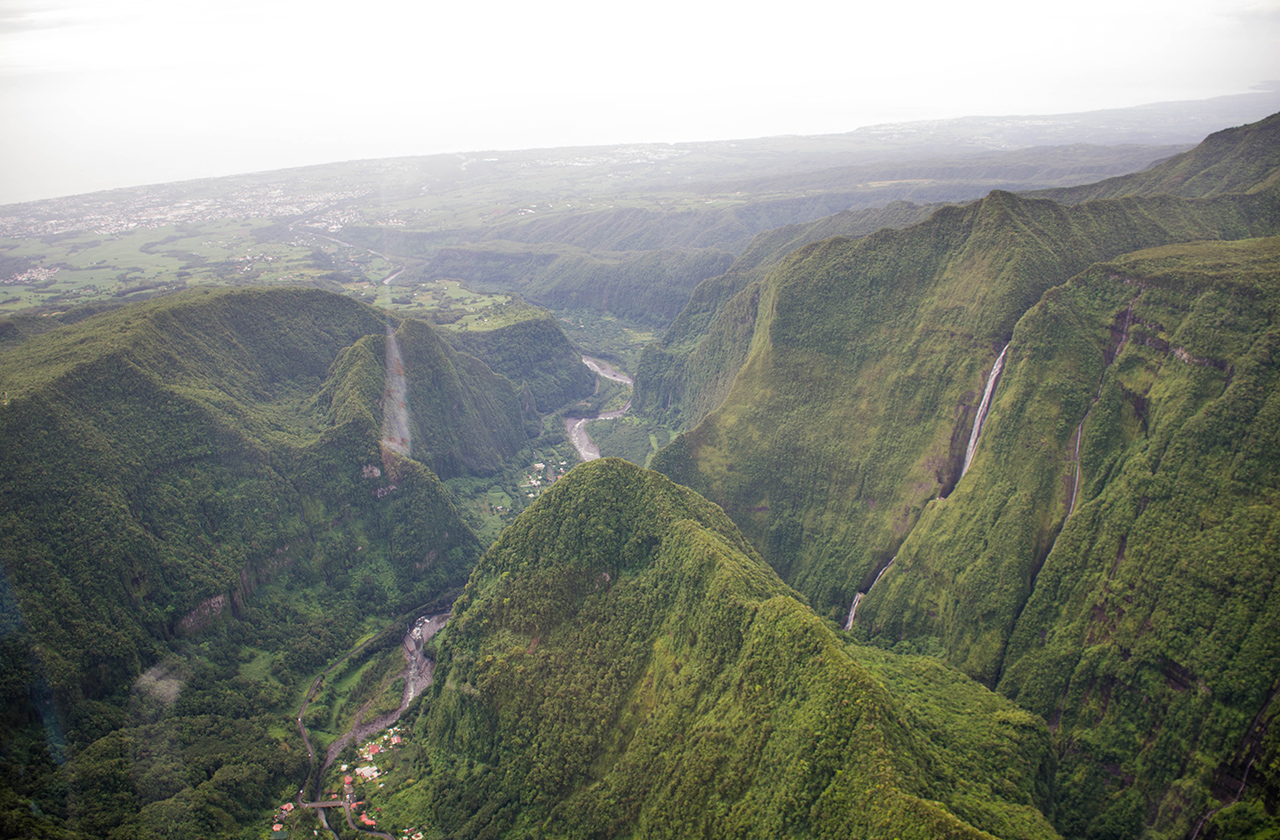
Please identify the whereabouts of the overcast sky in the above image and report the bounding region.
[2,0,1279,205]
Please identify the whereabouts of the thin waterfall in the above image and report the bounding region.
[844,555,896,630]
[382,325,411,456]
[1068,300,1136,517]
[1067,423,1085,516]
[961,343,1009,479]
[843,594,864,630]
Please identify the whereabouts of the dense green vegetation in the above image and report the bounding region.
[643,113,1280,837]
[382,459,1058,839]
[441,304,596,412]
[585,414,674,467]
[4,107,1280,840]
[651,183,1280,616]
[0,286,546,838]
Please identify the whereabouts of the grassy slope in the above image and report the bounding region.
[404,459,1058,839]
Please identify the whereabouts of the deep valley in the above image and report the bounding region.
[2,95,1280,840]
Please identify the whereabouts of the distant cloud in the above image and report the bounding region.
[0,1,78,35]
[1,0,1278,203]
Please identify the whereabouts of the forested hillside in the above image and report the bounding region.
[0,287,544,838]
[398,458,1059,839]
[441,304,596,412]
[641,112,1280,837]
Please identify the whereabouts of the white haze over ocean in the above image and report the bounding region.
[1,0,1279,204]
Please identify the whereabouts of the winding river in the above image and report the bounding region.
[566,356,634,462]
[295,611,450,839]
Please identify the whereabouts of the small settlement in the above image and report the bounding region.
[520,460,569,498]
[267,801,293,838]
[331,726,410,830]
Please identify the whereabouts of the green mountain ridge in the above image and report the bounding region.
[635,115,1280,433]
[4,106,1280,840]
[638,112,1280,837]
[649,186,1279,605]
[0,286,594,838]
[1028,111,1280,204]
[401,458,1059,839]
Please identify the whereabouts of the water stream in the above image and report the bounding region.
[566,356,633,462]
[844,556,896,630]
[845,344,1010,629]
[961,343,1009,479]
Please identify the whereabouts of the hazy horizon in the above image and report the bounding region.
[3,0,1280,206]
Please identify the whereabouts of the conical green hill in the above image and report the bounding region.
[406,458,1058,839]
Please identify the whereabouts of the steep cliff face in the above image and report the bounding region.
[651,183,1280,620]
[633,201,942,430]
[643,114,1280,837]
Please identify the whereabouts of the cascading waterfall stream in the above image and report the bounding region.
[1067,300,1135,517]
[382,324,411,456]
[844,555,896,630]
[961,343,1010,479]
[846,344,1009,630]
